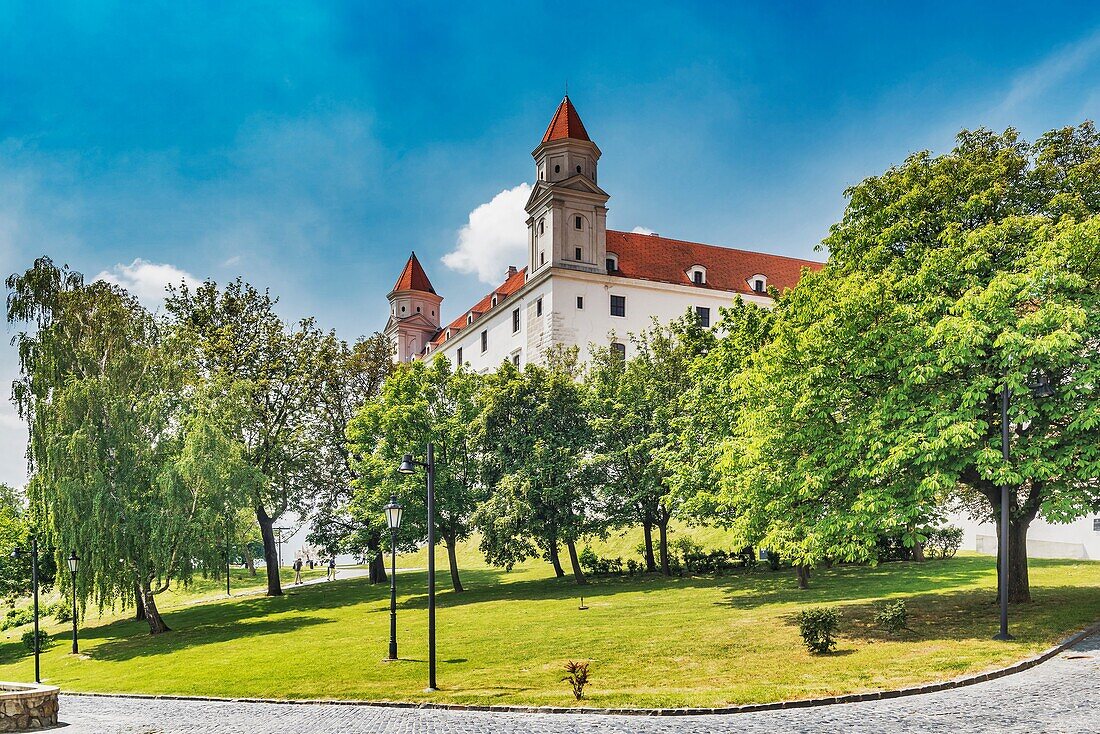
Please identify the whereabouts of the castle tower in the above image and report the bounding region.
[385,252,442,362]
[526,96,610,277]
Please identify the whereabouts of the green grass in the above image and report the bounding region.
[0,540,1096,709]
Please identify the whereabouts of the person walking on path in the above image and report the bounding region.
[327,556,336,581]
[293,557,303,585]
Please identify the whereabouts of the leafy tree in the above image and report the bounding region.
[0,484,51,600]
[165,279,331,597]
[7,258,239,632]
[586,313,712,574]
[720,125,1100,598]
[346,356,481,592]
[476,350,598,584]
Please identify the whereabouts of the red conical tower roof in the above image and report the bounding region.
[541,96,590,143]
[391,252,436,294]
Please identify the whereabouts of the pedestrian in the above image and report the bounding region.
[327,556,336,581]
[308,559,314,570]
[293,557,303,585]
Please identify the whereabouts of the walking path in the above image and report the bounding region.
[58,631,1099,733]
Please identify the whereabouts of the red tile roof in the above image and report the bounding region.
[429,266,528,348]
[605,230,822,295]
[541,96,590,143]
[391,252,436,294]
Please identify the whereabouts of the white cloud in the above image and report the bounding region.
[442,183,531,284]
[95,259,197,307]
[631,226,655,235]
[993,27,1100,115]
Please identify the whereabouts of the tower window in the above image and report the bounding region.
[401,306,406,313]
[512,308,520,333]
[610,295,626,318]
[536,298,543,316]
[575,247,582,260]
[695,306,711,328]
[576,165,582,173]
[480,330,487,353]
[416,306,421,312]
[539,252,545,266]
[576,296,584,309]
[575,216,582,229]
[457,347,462,364]
[554,164,560,173]
[539,220,544,235]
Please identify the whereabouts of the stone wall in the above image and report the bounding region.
[0,683,59,731]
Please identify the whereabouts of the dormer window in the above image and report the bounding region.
[688,265,707,286]
[750,274,768,293]
[466,314,473,325]
[491,295,498,307]
[606,253,619,272]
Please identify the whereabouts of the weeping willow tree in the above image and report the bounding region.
[8,257,245,633]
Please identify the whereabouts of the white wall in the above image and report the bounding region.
[949,510,1100,560]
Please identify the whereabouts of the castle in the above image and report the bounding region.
[385,96,822,370]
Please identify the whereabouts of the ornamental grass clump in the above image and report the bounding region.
[796,606,842,654]
[562,660,590,700]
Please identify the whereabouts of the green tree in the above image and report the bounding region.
[165,279,331,597]
[346,356,481,592]
[720,125,1100,598]
[8,258,239,632]
[476,350,598,584]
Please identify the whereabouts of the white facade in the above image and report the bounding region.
[950,511,1100,560]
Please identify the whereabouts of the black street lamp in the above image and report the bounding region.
[398,443,437,691]
[67,551,79,655]
[12,539,41,683]
[995,371,1056,641]
[383,494,404,660]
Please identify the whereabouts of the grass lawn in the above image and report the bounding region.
[0,536,1096,708]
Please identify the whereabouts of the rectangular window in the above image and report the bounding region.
[480,330,487,353]
[512,308,520,333]
[575,247,582,260]
[576,296,584,309]
[536,298,543,317]
[512,352,521,366]
[695,306,710,327]
[575,215,582,229]
[754,279,765,293]
[456,347,462,365]
[611,342,626,360]
[606,258,616,272]
[539,251,545,267]
[693,271,704,285]
[610,294,626,317]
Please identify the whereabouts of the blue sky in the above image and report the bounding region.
[3,1,1100,485]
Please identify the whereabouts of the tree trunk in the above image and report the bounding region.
[445,538,464,593]
[243,542,257,576]
[368,550,388,584]
[642,518,657,573]
[796,564,810,589]
[996,514,1033,604]
[565,540,587,585]
[912,541,926,562]
[658,520,671,576]
[549,542,565,578]
[134,583,146,622]
[141,587,171,634]
[256,507,283,597]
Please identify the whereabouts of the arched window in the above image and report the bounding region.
[749,274,768,293]
[687,265,707,285]
[606,253,619,272]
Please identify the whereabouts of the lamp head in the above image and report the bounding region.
[68,551,79,574]
[398,454,416,474]
[11,546,22,560]
[384,494,404,531]
[1028,373,1056,399]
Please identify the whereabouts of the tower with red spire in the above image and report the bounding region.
[384,252,443,362]
[525,96,609,277]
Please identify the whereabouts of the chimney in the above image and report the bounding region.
[507,265,518,276]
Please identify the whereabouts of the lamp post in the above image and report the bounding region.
[12,539,40,683]
[67,552,79,655]
[399,443,437,691]
[995,371,1056,641]
[383,494,404,660]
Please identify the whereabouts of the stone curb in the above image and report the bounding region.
[63,621,1100,718]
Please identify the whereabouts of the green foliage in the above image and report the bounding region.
[2,607,34,630]
[796,607,842,654]
[47,599,73,623]
[21,630,50,652]
[925,526,964,559]
[577,547,624,576]
[561,660,590,700]
[875,599,909,635]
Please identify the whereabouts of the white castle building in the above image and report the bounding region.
[384,96,1100,560]
[385,96,821,370]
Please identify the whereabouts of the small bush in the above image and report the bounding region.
[578,548,625,576]
[562,660,590,700]
[796,606,842,654]
[578,547,599,574]
[2,607,34,631]
[50,601,73,624]
[625,558,641,575]
[925,526,963,559]
[21,630,50,652]
[875,599,909,635]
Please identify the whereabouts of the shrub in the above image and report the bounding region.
[925,526,963,559]
[578,548,625,576]
[50,601,73,624]
[875,599,909,635]
[2,607,34,631]
[561,660,590,700]
[578,547,599,574]
[625,558,641,575]
[796,606,842,654]
[21,630,50,652]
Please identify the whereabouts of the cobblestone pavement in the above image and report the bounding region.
[57,631,1099,734]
